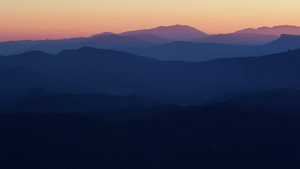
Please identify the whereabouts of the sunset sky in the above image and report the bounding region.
[1,0,300,42]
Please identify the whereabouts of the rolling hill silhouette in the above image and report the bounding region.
[85,34,153,49]
[195,33,278,45]
[130,34,300,62]
[261,34,300,52]
[0,66,61,100]
[0,25,207,55]
[204,89,300,110]
[224,90,300,110]
[2,25,300,61]
[0,34,154,55]
[129,41,255,61]
[1,47,300,103]
[2,88,161,115]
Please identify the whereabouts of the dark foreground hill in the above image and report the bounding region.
[0,103,299,169]
[0,87,164,120]
[203,89,300,110]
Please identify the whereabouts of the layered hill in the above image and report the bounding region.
[2,25,300,63]
[195,33,278,45]
[130,34,300,62]
[1,47,300,103]
[0,25,207,56]
[204,89,300,110]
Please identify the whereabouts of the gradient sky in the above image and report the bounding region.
[1,0,300,42]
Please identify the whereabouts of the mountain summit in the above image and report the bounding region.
[235,25,300,36]
[121,24,208,41]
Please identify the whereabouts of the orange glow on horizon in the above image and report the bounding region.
[1,0,300,42]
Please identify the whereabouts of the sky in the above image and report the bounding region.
[1,0,300,42]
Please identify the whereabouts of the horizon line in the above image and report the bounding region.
[1,24,299,43]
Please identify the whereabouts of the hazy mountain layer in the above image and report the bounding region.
[1,47,300,104]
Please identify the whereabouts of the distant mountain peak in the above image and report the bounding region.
[272,25,299,28]
[156,24,193,28]
[236,25,300,36]
[89,32,115,38]
[121,25,208,40]
[152,24,203,33]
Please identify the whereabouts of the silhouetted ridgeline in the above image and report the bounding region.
[203,89,300,110]
[0,87,166,120]
[0,25,206,56]
[194,33,278,45]
[2,25,300,62]
[261,34,300,53]
[0,34,153,56]
[1,47,300,103]
[125,33,173,44]
[120,24,208,41]
[130,34,300,61]
[235,25,300,36]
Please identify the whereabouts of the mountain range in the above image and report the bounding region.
[2,25,300,57]
[1,24,300,169]
[129,34,300,61]
[2,33,300,63]
[1,47,300,104]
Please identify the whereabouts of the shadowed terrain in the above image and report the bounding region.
[1,47,300,103]
[0,103,299,169]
